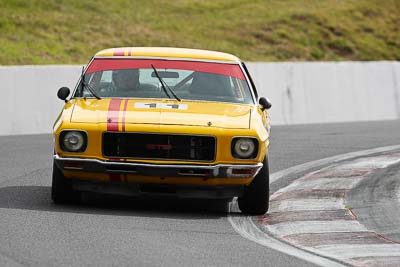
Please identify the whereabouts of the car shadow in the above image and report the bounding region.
[0,185,232,219]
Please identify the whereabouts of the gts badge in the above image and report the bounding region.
[135,103,188,110]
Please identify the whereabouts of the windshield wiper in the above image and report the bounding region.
[81,78,101,100]
[151,64,181,102]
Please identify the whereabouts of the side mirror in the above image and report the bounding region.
[259,97,272,111]
[57,87,70,102]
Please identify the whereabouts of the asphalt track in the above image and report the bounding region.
[0,120,400,266]
[349,162,400,243]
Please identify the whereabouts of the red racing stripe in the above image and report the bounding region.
[121,99,129,132]
[107,99,122,131]
[113,49,125,56]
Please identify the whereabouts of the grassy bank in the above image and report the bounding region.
[0,0,399,64]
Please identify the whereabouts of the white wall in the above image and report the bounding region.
[246,61,400,125]
[0,62,399,135]
[0,65,81,135]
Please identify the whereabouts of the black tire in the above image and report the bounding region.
[238,157,270,215]
[51,161,81,204]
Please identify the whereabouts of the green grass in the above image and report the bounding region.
[0,0,399,65]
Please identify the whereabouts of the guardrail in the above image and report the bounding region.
[0,62,399,136]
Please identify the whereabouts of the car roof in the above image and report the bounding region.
[94,47,241,63]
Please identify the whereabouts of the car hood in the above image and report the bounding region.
[70,99,252,129]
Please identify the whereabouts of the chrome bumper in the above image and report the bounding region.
[54,155,263,179]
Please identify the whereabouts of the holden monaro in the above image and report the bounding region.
[52,47,272,214]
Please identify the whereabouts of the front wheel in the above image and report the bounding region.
[238,157,270,215]
[51,161,81,204]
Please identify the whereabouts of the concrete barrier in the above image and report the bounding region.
[0,65,81,135]
[0,62,399,136]
[247,61,400,125]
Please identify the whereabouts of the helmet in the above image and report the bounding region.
[112,69,139,91]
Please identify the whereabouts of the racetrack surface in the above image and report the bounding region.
[0,120,399,266]
[348,161,400,243]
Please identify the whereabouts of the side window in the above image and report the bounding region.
[231,77,253,103]
[74,73,93,97]
[241,62,258,100]
[231,77,243,99]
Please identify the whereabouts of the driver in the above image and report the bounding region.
[112,69,140,91]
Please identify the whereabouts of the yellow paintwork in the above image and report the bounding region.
[54,48,270,187]
[70,99,252,129]
[95,47,241,62]
[54,99,269,165]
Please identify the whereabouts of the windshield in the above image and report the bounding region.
[74,59,254,104]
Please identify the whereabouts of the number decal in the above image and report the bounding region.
[134,103,188,110]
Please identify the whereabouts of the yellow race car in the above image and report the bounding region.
[52,47,272,214]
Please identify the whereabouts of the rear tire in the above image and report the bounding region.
[238,157,270,215]
[51,161,81,204]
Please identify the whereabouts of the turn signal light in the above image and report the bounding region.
[232,169,253,175]
[63,162,83,169]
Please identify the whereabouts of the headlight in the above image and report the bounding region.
[60,131,87,152]
[231,137,258,159]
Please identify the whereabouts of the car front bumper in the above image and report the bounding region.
[54,155,263,179]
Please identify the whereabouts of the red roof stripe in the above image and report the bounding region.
[113,49,125,56]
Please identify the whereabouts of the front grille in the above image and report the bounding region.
[103,132,216,162]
